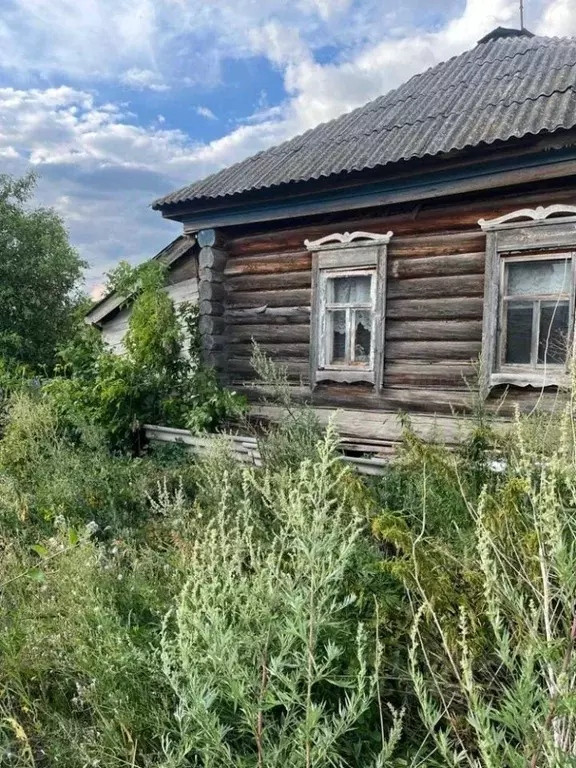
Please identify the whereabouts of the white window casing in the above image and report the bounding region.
[305,231,393,387]
[479,205,576,394]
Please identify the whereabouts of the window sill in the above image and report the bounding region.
[316,369,375,385]
[490,370,570,389]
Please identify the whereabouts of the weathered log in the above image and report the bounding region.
[226,288,311,308]
[227,187,576,255]
[225,251,311,276]
[383,361,477,388]
[225,306,310,326]
[199,300,224,316]
[229,323,310,343]
[387,274,484,300]
[387,296,484,320]
[249,404,478,444]
[230,342,310,359]
[386,340,481,361]
[199,315,226,335]
[388,252,484,279]
[197,229,227,248]
[389,231,485,258]
[386,319,483,341]
[226,270,311,292]
[199,267,224,283]
[201,334,227,351]
[228,358,309,380]
[199,246,227,271]
[199,281,226,302]
[203,351,227,368]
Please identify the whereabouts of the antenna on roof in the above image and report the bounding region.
[519,0,524,29]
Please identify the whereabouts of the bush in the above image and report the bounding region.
[47,262,246,450]
[160,426,403,768]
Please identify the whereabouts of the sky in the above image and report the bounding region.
[0,0,575,297]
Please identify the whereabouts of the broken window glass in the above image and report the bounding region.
[323,272,374,368]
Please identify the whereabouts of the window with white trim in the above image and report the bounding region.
[480,205,576,392]
[320,270,375,368]
[305,231,392,387]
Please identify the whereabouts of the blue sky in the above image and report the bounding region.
[0,0,573,296]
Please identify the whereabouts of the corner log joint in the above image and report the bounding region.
[197,229,229,373]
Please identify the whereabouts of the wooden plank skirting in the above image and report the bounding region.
[144,423,392,476]
[144,405,476,476]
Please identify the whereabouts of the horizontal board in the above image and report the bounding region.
[387,296,484,320]
[386,319,483,341]
[387,273,484,300]
[228,358,309,381]
[225,250,311,276]
[383,362,477,388]
[230,324,310,343]
[389,231,485,258]
[250,404,480,444]
[226,270,311,293]
[166,277,199,304]
[228,188,576,256]
[226,288,311,308]
[226,312,311,326]
[386,340,481,361]
[388,252,484,279]
[239,382,567,417]
[230,342,310,359]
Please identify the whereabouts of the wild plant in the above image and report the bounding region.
[160,426,403,767]
[249,342,324,470]
[409,398,576,767]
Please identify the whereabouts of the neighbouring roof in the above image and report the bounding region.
[86,235,195,325]
[154,27,576,210]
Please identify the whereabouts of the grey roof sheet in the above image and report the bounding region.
[154,31,576,209]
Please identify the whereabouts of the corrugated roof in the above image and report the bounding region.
[153,29,576,210]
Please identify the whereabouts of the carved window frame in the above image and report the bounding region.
[479,205,576,394]
[305,231,392,387]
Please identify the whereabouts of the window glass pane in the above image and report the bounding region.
[327,309,347,364]
[538,301,570,365]
[507,259,571,296]
[330,275,372,304]
[505,302,533,364]
[353,310,372,364]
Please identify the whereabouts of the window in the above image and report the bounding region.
[321,270,375,368]
[500,256,572,367]
[480,205,576,392]
[305,230,392,387]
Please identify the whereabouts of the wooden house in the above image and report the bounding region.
[87,236,198,353]
[94,27,576,454]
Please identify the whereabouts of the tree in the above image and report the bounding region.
[0,172,86,369]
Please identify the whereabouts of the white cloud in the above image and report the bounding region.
[120,68,170,92]
[195,105,217,120]
[537,0,576,36]
[0,0,572,292]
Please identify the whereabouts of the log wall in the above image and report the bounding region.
[222,184,576,420]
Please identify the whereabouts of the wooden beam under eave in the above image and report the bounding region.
[175,156,576,233]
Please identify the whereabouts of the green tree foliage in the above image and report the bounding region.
[0,173,85,369]
[46,259,246,448]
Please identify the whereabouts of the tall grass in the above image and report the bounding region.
[1,385,576,766]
